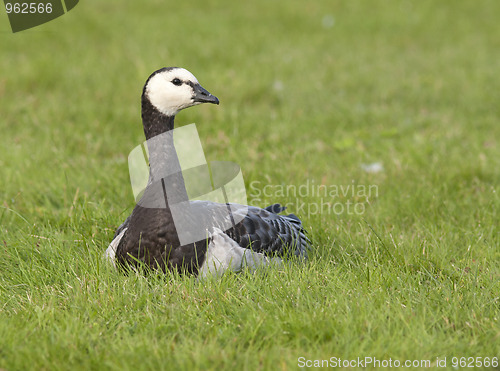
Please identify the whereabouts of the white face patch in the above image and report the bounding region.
[146,68,201,116]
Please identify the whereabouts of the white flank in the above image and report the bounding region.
[198,228,282,278]
[104,228,127,267]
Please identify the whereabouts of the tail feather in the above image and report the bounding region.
[265,203,287,214]
[265,203,311,258]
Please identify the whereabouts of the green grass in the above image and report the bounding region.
[1,0,499,369]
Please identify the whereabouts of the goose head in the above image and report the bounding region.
[143,67,219,117]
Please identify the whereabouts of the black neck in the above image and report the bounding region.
[141,93,175,140]
[140,94,188,207]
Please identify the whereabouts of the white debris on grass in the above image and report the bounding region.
[361,162,384,174]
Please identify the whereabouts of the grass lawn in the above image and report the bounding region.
[1,0,499,369]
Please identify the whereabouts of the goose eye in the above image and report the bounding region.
[172,78,182,86]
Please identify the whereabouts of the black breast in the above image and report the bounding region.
[115,204,209,274]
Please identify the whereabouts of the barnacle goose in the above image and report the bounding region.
[105,67,309,277]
